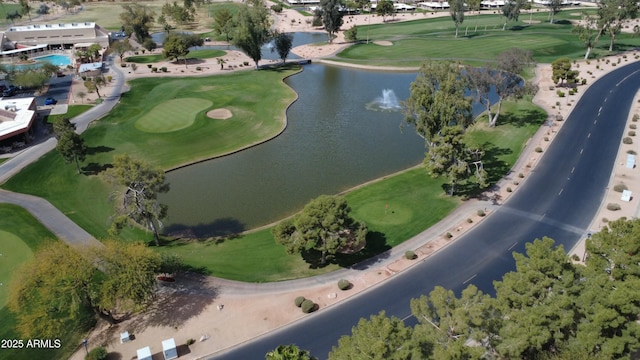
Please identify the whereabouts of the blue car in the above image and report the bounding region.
[44,97,57,105]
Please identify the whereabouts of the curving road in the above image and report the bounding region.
[210,62,640,359]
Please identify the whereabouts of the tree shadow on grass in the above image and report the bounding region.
[498,108,546,128]
[163,217,245,240]
[86,145,115,156]
[82,162,113,175]
[301,231,392,269]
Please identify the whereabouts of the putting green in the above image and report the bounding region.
[136,98,213,133]
[0,230,33,308]
[356,201,412,226]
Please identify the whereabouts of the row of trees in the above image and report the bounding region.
[404,49,534,195]
[272,217,640,359]
[573,0,639,59]
[8,241,181,338]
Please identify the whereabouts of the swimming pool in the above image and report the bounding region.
[33,54,72,67]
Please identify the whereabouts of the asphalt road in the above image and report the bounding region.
[211,62,640,359]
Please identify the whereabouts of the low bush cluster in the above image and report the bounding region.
[295,296,306,307]
[338,279,351,290]
[85,347,108,360]
[301,299,316,313]
[623,137,633,144]
[405,250,417,260]
[607,203,621,211]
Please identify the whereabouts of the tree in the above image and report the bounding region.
[466,49,532,127]
[161,1,195,25]
[36,3,49,15]
[273,195,367,265]
[404,60,473,145]
[546,0,562,24]
[502,0,525,30]
[217,57,227,70]
[120,4,155,42]
[272,31,294,63]
[344,25,358,42]
[493,237,581,358]
[449,0,465,38]
[6,10,21,24]
[212,8,235,43]
[411,285,490,359]
[19,0,31,21]
[91,241,161,319]
[266,344,316,360]
[551,57,579,86]
[329,311,414,360]
[597,0,639,52]
[376,0,395,22]
[424,125,486,196]
[77,91,86,104]
[232,0,271,69]
[468,0,482,31]
[110,39,133,63]
[56,130,87,174]
[572,12,604,59]
[320,0,344,42]
[8,242,96,339]
[84,75,107,98]
[104,154,170,246]
[142,38,157,52]
[163,33,203,67]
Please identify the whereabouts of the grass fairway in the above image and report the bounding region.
[3,68,298,240]
[0,204,86,360]
[0,231,33,307]
[158,100,545,281]
[336,12,640,66]
[136,98,212,133]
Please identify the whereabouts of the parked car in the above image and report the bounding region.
[44,97,57,105]
[2,88,15,97]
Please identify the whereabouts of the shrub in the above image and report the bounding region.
[555,114,564,121]
[445,232,453,238]
[161,66,167,72]
[613,183,628,193]
[85,347,108,360]
[607,203,621,211]
[107,75,112,82]
[243,61,250,66]
[301,299,316,313]
[631,124,637,129]
[627,150,637,155]
[571,254,580,261]
[557,90,565,97]
[506,187,512,192]
[549,85,555,90]
[634,114,639,122]
[602,217,609,223]
[120,63,127,67]
[147,64,153,68]
[477,209,486,217]
[186,338,196,346]
[518,173,524,178]
[555,101,561,106]
[623,137,633,144]
[196,66,202,71]
[338,279,351,290]
[612,63,617,67]
[405,250,417,260]
[535,147,543,153]
[581,78,587,85]
[513,181,519,185]
[294,296,306,307]
[544,136,549,141]
[466,218,473,223]
[151,67,157,72]
[629,131,636,137]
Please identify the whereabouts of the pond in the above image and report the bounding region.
[162,64,426,237]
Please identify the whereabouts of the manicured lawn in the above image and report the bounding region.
[125,49,225,64]
[44,105,93,124]
[3,68,298,239]
[0,204,86,360]
[335,11,640,66]
[136,98,212,133]
[158,100,546,281]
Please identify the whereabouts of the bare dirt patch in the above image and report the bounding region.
[207,108,233,120]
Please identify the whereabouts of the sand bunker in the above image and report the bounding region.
[206,108,232,119]
[373,40,393,46]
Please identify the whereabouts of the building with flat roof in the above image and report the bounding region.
[0,97,37,143]
[0,22,109,54]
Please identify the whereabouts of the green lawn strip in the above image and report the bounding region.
[158,100,545,281]
[0,204,87,360]
[125,49,225,64]
[44,105,93,124]
[3,68,298,240]
[135,98,211,133]
[336,12,640,65]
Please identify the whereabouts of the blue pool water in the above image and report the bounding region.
[33,54,72,66]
